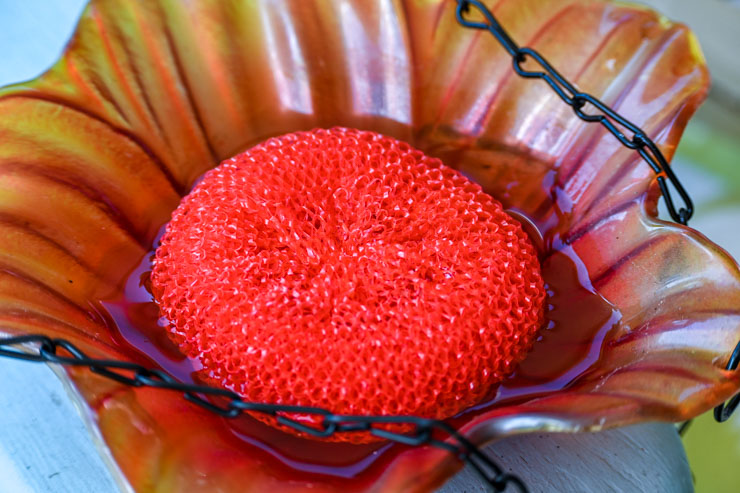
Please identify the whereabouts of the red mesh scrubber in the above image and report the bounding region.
[151,128,545,443]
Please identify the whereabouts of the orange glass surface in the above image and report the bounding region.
[0,0,739,491]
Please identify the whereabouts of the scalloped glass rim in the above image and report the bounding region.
[0,0,739,491]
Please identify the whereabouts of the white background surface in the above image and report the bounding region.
[0,1,736,492]
[0,3,122,492]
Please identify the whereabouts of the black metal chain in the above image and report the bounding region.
[0,334,527,493]
[456,0,693,225]
[0,2,738,492]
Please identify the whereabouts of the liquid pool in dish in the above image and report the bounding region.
[94,163,621,485]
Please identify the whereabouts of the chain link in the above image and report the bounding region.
[1,2,738,492]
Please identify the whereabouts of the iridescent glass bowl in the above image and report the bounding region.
[1,0,739,491]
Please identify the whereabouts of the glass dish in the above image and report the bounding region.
[0,0,738,491]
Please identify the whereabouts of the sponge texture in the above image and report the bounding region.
[152,128,545,441]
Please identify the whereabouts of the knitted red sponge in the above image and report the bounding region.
[151,128,545,442]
